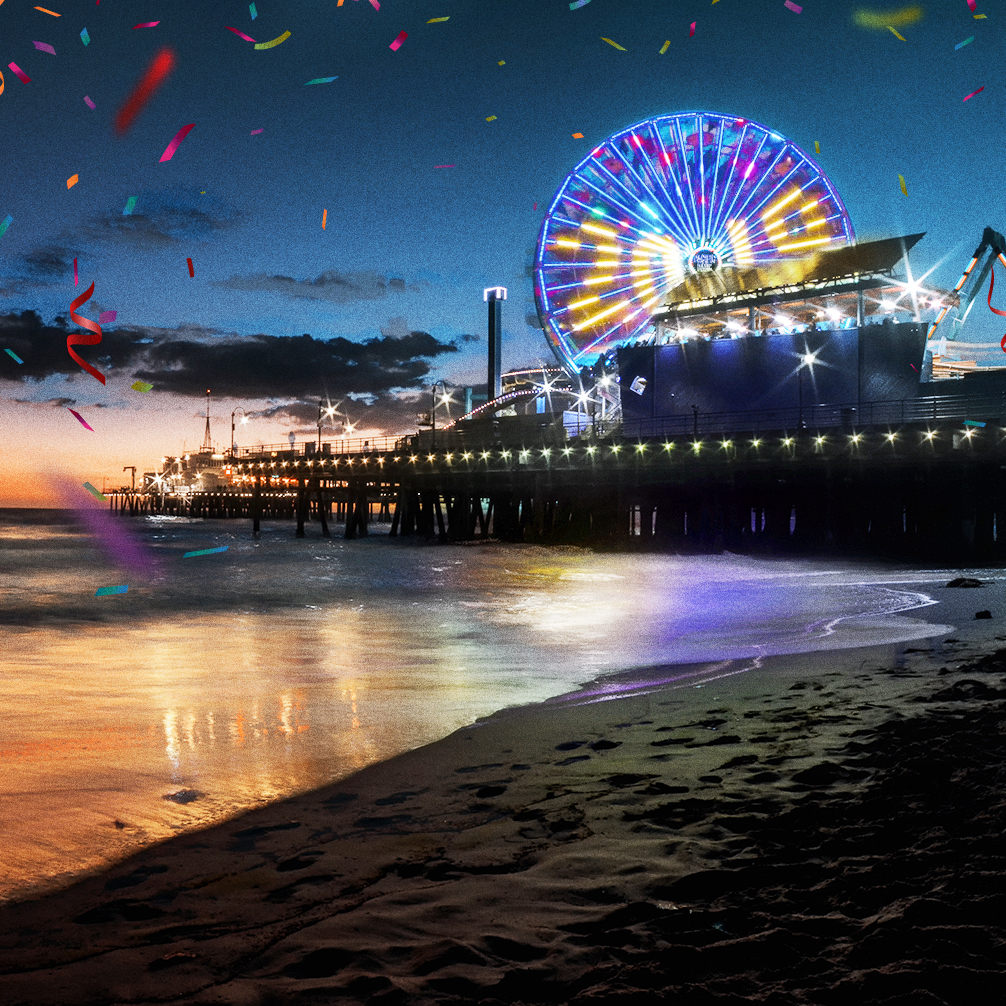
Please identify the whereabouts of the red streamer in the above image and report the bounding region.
[68,281,105,384]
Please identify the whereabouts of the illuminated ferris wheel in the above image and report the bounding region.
[534,112,856,376]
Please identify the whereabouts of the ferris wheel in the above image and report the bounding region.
[534,111,856,376]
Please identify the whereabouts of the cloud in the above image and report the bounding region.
[12,396,78,407]
[0,310,459,400]
[255,391,432,439]
[216,270,422,304]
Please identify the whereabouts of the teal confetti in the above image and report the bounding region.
[955,36,974,50]
[305,76,338,85]
[95,585,128,596]
[0,214,12,240]
[183,546,229,558]
[4,348,23,363]
[122,196,137,216]
[80,27,90,46]
[250,3,257,18]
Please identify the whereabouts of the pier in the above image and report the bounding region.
[108,390,1006,563]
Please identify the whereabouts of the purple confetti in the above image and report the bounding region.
[33,41,57,55]
[250,128,263,134]
[99,310,117,324]
[84,95,96,109]
[784,0,802,10]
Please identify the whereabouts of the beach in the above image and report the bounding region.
[1,578,1005,1004]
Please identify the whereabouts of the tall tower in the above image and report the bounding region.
[484,286,506,402]
[201,388,212,451]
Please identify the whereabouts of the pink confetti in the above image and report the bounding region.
[134,22,160,28]
[73,257,78,286]
[84,95,95,108]
[33,41,57,55]
[370,0,380,8]
[8,63,30,84]
[784,0,802,10]
[250,128,263,134]
[434,164,455,168]
[389,30,408,51]
[967,0,976,10]
[68,409,94,431]
[226,26,256,41]
[159,123,195,162]
[689,22,695,36]
[99,311,117,324]
[964,85,985,101]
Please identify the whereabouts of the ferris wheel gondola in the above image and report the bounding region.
[533,112,856,377]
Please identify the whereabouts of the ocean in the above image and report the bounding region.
[0,507,959,903]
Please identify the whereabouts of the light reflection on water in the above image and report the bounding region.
[0,514,960,902]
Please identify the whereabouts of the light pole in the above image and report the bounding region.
[230,407,247,457]
[431,381,452,449]
[317,401,338,453]
[123,466,136,491]
[798,352,816,429]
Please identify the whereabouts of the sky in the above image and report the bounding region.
[1,0,1005,505]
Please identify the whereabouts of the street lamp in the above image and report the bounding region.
[798,352,816,429]
[431,380,453,449]
[317,400,339,452]
[231,407,248,457]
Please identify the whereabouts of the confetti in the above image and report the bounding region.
[115,47,176,134]
[428,16,450,21]
[784,1,801,11]
[899,173,907,196]
[370,0,380,9]
[689,22,696,35]
[659,40,670,54]
[249,3,257,17]
[533,201,537,210]
[887,26,906,40]
[8,63,31,84]
[974,14,986,18]
[122,195,137,215]
[95,586,128,596]
[956,36,974,49]
[569,0,591,8]
[304,76,338,84]
[601,37,627,50]
[68,281,105,385]
[133,21,160,28]
[83,481,108,501]
[131,380,153,392]
[389,31,408,50]
[68,408,95,430]
[967,0,976,9]
[183,546,230,557]
[4,348,24,363]
[322,208,327,228]
[99,310,116,323]
[0,69,3,96]
[572,132,584,138]
[80,28,89,45]
[254,30,291,49]
[226,26,257,41]
[33,41,56,54]
[250,127,263,134]
[854,6,923,29]
[84,95,95,108]
[0,214,12,239]
[498,60,505,64]
[34,6,60,14]
[486,115,497,121]
[159,123,195,162]
[434,164,455,168]
[814,140,820,153]
[988,263,1006,317]
[67,174,79,190]
[73,256,78,285]
[187,257,194,277]
[964,85,985,101]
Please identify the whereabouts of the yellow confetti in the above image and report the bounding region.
[974,13,987,17]
[899,174,907,196]
[887,25,906,40]
[427,16,449,22]
[659,40,670,54]
[600,37,627,50]
[854,6,922,30]
[486,115,497,121]
[254,30,291,49]
[498,60,505,65]
[66,174,78,189]
[814,141,820,154]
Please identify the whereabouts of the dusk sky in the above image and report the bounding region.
[1,0,1003,505]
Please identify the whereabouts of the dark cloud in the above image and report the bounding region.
[0,310,459,401]
[216,270,421,304]
[257,391,433,439]
[11,396,78,408]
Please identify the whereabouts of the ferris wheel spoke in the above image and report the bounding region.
[708,122,747,244]
[668,118,702,244]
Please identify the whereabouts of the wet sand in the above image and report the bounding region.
[1,602,1005,1004]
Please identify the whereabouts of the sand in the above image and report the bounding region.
[1,594,1006,1003]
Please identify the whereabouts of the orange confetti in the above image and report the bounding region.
[35,6,61,14]
[572,132,584,138]
[322,208,327,230]
[66,174,79,189]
